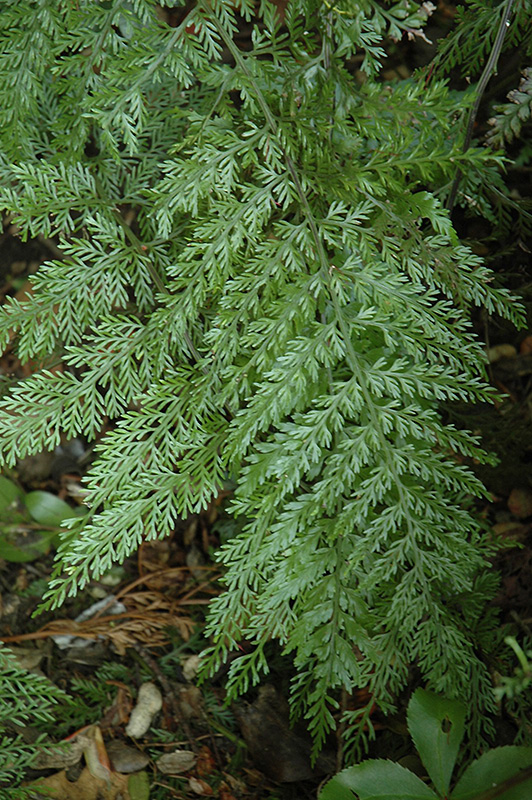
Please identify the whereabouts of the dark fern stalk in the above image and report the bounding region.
[434,0,531,78]
[435,0,532,230]
[0,0,526,761]
[446,0,517,211]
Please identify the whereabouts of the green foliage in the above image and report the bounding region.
[495,636,532,703]
[0,0,527,759]
[0,474,80,562]
[433,1,532,234]
[203,688,238,733]
[50,677,116,736]
[487,67,532,151]
[319,688,532,800]
[494,635,532,747]
[38,661,135,739]
[434,0,532,78]
[484,64,532,233]
[0,646,66,799]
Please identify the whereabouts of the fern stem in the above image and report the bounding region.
[446,0,517,212]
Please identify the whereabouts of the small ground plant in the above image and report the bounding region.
[0,0,530,770]
[319,688,532,800]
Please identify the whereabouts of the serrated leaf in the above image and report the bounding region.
[319,760,438,800]
[451,746,532,800]
[24,491,74,526]
[407,689,465,797]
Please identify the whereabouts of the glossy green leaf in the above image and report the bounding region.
[407,689,465,797]
[319,760,438,800]
[0,476,22,513]
[0,529,56,562]
[451,747,532,800]
[24,491,74,526]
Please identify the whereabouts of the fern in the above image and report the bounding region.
[434,0,531,78]
[0,0,527,759]
[0,646,66,798]
[487,67,532,148]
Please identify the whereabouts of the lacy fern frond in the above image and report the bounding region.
[0,0,526,759]
[434,0,531,78]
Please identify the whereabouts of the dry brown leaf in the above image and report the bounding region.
[189,776,214,796]
[234,685,335,782]
[219,783,239,800]
[30,767,129,800]
[508,487,532,519]
[487,343,517,363]
[492,521,529,542]
[32,738,86,770]
[99,684,132,729]
[196,745,216,777]
[156,749,197,774]
[82,725,113,783]
[223,772,247,795]
[178,685,203,719]
[520,335,532,355]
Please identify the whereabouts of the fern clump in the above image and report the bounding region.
[0,0,526,758]
[0,646,66,799]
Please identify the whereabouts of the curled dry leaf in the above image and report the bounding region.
[99,684,132,729]
[125,682,163,738]
[82,725,112,784]
[219,781,238,800]
[222,773,247,795]
[32,737,86,770]
[188,776,214,796]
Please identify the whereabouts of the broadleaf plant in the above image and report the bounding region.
[0,475,80,562]
[319,689,532,800]
[407,690,466,797]
[0,0,528,759]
